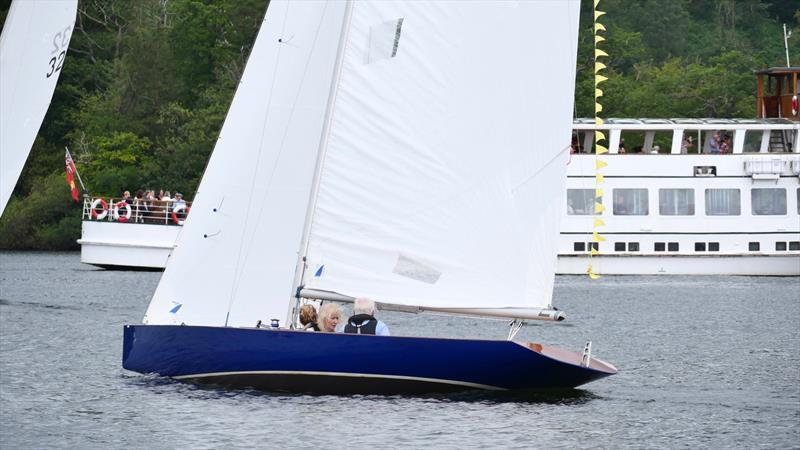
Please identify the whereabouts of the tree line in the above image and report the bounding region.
[0,0,797,250]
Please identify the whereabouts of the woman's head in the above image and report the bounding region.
[318,303,342,332]
[299,304,318,326]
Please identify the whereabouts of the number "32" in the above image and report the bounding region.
[47,26,72,78]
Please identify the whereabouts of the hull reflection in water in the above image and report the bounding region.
[123,325,616,394]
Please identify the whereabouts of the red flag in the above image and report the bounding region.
[65,150,79,202]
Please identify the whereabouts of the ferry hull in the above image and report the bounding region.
[79,221,178,270]
[557,254,800,276]
[122,325,616,394]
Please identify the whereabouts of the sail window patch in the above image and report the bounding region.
[695,242,706,252]
[790,241,800,251]
[708,242,720,252]
[614,242,625,252]
[748,242,760,251]
[628,242,639,252]
[393,254,441,284]
[573,242,585,251]
[667,242,679,252]
[366,18,404,63]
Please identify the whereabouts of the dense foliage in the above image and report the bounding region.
[0,0,798,249]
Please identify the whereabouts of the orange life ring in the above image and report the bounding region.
[171,203,190,225]
[90,198,108,220]
[113,201,131,222]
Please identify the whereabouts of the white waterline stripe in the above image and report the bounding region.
[173,370,505,391]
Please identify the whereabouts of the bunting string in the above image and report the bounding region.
[588,0,607,280]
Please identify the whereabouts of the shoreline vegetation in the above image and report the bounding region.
[1,0,798,250]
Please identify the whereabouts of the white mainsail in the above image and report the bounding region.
[302,1,581,314]
[144,0,580,328]
[0,0,78,215]
[144,1,349,327]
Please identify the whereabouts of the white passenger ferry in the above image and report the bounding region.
[79,68,800,275]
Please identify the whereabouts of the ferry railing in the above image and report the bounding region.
[82,197,191,225]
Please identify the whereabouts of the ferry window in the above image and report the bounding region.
[668,242,679,251]
[776,242,787,251]
[654,242,665,252]
[742,130,764,153]
[659,189,694,215]
[790,242,800,251]
[705,189,741,215]
[694,242,706,251]
[567,189,601,215]
[613,189,648,215]
[708,242,719,251]
[614,242,625,252]
[748,242,760,251]
[573,242,585,251]
[628,242,639,251]
[751,189,787,215]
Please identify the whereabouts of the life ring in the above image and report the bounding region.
[90,198,108,220]
[792,95,798,116]
[171,203,190,225]
[113,201,131,222]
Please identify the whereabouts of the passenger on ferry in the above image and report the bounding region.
[650,145,660,154]
[708,132,721,154]
[344,297,390,336]
[173,192,185,210]
[299,304,319,331]
[317,303,342,332]
[681,135,693,154]
[618,138,625,154]
[122,190,133,205]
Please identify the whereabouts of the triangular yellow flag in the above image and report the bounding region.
[595,48,609,58]
[595,188,604,198]
[595,131,606,142]
[594,10,606,20]
[595,117,604,126]
[593,231,606,242]
[594,62,606,73]
[588,265,600,280]
[593,217,605,227]
[595,74,608,85]
[594,0,600,7]
[594,23,606,33]
[590,247,600,256]
[596,159,608,169]
[596,144,609,154]
[595,35,606,44]
[595,174,605,184]
[595,88,604,98]
[595,102,603,114]
[594,202,605,214]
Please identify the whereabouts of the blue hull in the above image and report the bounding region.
[122,325,615,394]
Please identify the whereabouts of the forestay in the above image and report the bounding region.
[0,0,77,215]
[301,1,581,315]
[144,1,348,327]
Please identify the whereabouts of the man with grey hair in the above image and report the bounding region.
[344,297,390,336]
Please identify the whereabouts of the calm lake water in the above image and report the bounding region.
[1,252,798,449]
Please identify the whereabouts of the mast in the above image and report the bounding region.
[286,0,355,326]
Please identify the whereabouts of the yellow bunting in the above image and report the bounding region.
[595,88,604,98]
[595,48,609,58]
[592,232,606,242]
[596,173,604,184]
[595,102,603,113]
[594,23,606,33]
[595,35,605,44]
[594,10,606,20]
[596,144,609,154]
[595,159,607,169]
[589,271,601,280]
[591,247,600,256]
[595,188,604,198]
[595,74,608,85]
[595,117,604,126]
[594,0,600,7]
[594,202,605,214]
[594,62,606,73]
[595,131,606,141]
[593,217,605,227]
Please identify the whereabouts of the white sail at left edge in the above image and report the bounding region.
[0,0,78,216]
[144,1,349,328]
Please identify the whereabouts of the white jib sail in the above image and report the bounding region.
[302,1,581,313]
[144,1,348,327]
[0,0,77,216]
